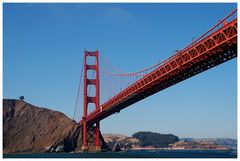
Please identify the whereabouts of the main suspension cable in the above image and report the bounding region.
[72,54,84,120]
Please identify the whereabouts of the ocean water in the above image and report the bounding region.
[4,150,237,158]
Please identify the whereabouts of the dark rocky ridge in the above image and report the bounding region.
[3,99,108,153]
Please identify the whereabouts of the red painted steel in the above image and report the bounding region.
[81,9,237,126]
[82,50,101,151]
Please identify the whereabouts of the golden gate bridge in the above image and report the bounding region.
[73,9,237,151]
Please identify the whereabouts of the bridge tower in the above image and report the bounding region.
[82,50,101,151]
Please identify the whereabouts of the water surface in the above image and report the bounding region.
[4,149,237,158]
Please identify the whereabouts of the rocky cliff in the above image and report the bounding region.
[3,99,107,153]
[103,134,141,151]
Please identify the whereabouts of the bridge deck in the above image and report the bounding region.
[81,16,237,126]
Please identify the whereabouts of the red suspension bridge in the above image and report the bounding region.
[73,9,238,151]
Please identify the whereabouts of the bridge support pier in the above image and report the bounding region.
[81,121,101,151]
[81,120,89,151]
[95,122,101,151]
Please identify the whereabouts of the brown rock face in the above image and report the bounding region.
[3,99,107,153]
[103,134,141,151]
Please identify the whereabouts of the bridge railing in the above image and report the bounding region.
[168,9,237,63]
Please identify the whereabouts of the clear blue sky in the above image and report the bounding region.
[3,3,237,139]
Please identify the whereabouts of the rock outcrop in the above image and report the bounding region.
[3,99,107,153]
[103,134,141,151]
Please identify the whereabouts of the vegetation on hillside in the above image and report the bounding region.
[132,131,179,148]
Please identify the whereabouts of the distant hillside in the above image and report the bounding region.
[169,140,230,150]
[180,138,237,150]
[132,131,179,148]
